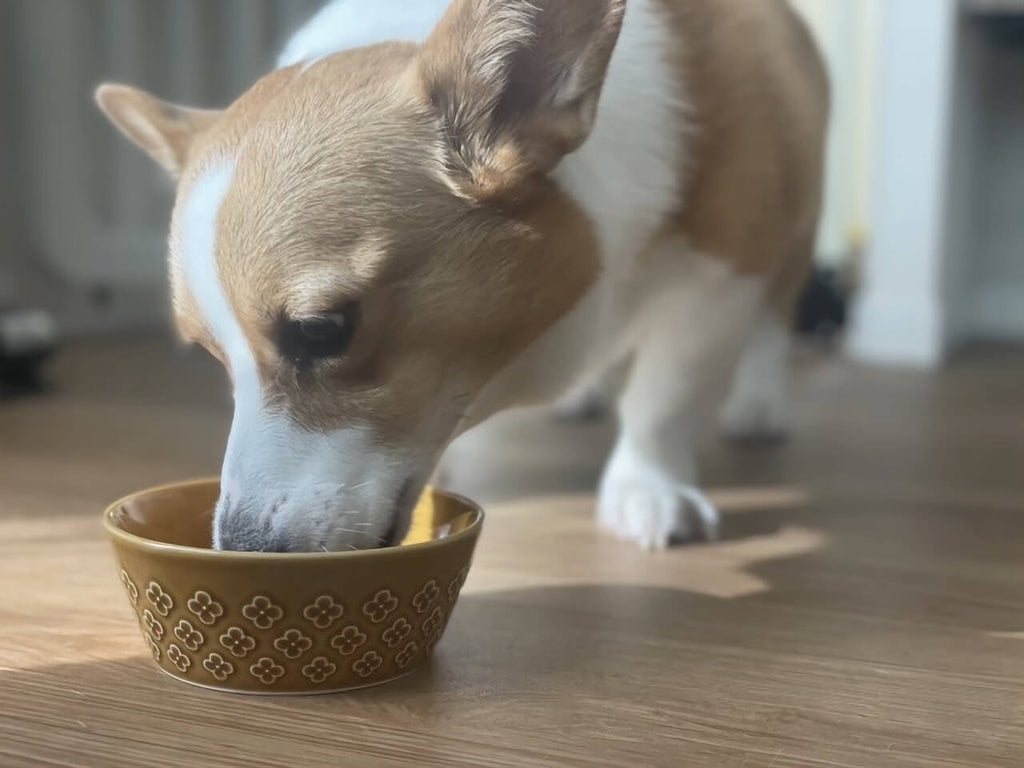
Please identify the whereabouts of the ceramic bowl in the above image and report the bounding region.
[103,479,482,694]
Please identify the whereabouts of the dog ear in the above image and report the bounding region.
[95,84,221,179]
[414,0,625,202]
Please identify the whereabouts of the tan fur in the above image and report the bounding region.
[95,85,221,178]
[168,40,598,440]
[416,0,625,201]
[96,0,826,439]
[658,0,829,314]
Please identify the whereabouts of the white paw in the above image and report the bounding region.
[598,444,719,550]
[719,392,790,443]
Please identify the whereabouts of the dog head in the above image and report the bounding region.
[96,0,623,551]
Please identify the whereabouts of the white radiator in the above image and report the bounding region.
[14,0,320,309]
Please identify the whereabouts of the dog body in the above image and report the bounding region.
[97,0,828,551]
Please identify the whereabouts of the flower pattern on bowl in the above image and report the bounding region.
[145,581,174,616]
[302,595,344,629]
[186,590,224,626]
[173,619,205,652]
[362,589,399,624]
[425,628,443,653]
[219,626,256,658]
[330,625,367,656]
[273,628,313,659]
[424,607,449,652]
[145,635,161,662]
[411,580,440,614]
[394,641,419,669]
[120,570,138,603]
[242,596,284,629]
[447,566,469,602]
[167,644,191,672]
[381,617,412,649]
[142,609,165,640]
[352,650,383,678]
[250,657,286,686]
[421,606,444,637]
[301,656,337,684]
[203,652,235,681]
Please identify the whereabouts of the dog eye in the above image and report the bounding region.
[278,303,359,365]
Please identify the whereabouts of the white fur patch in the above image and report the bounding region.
[720,313,792,440]
[177,162,284,497]
[277,0,449,69]
[598,436,719,550]
[177,160,265,501]
[178,162,244,373]
[177,162,404,550]
[553,0,683,275]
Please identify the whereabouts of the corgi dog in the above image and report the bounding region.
[96,0,828,552]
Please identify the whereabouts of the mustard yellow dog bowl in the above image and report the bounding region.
[104,480,482,694]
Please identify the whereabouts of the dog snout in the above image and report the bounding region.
[213,495,294,552]
[212,490,399,553]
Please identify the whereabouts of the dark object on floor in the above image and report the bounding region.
[794,267,848,339]
[0,307,58,397]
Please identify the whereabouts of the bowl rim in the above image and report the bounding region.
[103,477,483,561]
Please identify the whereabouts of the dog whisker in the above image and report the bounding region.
[328,525,388,544]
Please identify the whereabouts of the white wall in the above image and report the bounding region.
[850,2,1024,365]
[849,0,958,366]
[791,0,880,266]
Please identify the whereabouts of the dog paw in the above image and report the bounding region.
[719,392,790,444]
[597,445,718,550]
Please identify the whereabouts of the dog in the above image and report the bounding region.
[95,0,828,552]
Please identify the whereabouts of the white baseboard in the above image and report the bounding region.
[847,294,946,368]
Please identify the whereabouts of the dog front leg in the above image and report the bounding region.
[598,253,765,549]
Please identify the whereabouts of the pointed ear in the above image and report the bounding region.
[94,84,221,178]
[415,0,625,201]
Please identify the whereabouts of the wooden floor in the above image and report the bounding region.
[2,335,1024,767]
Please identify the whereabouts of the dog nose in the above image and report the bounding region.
[214,497,291,552]
[216,527,290,553]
